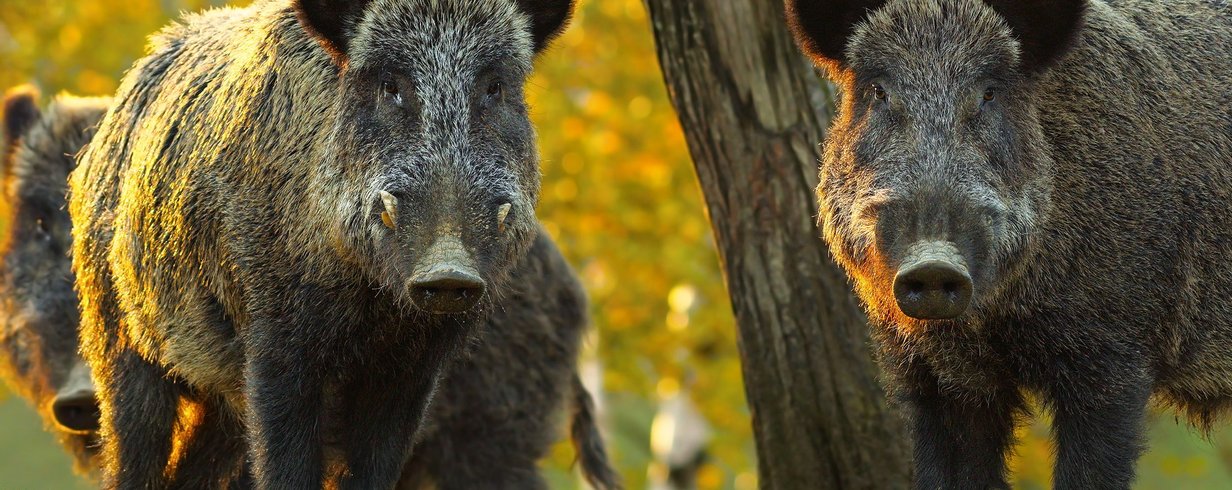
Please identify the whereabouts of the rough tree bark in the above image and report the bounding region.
[644,1,912,488]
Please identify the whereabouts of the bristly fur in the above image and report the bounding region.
[0,92,110,476]
[293,0,576,64]
[786,0,1088,74]
[69,0,592,487]
[787,0,1232,488]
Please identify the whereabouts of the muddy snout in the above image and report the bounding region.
[51,362,99,433]
[892,241,973,320]
[409,234,486,314]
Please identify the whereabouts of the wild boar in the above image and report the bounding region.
[787,0,1232,488]
[7,88,616,490]
[69,0,580,487]
[0,86,108,475]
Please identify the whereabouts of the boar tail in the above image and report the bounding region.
[570,373,622,490]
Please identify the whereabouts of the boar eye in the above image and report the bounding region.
[381,80,399,96]
[872,83,887,102]
[485,81,504,104]
[34,218,50,241]
[982,88,996,105]
[380,80,405,107]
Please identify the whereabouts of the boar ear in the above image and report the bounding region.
[784,0,888,70]
[3,85,40,151]
[3,85,41,178]
[984,0,1087,73]
[513,0,576,53]
[293,0,375,64]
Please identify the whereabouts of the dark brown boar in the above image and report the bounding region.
[0,87,108,475]
[786,0,1232,488]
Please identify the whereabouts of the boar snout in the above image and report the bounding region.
[52,391,99,433]
[893,240,972,320]
[51,362,99,433]
[410,268,485,314]
[409,234,486,314]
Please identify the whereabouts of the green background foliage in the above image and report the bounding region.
[1,1,1230,488]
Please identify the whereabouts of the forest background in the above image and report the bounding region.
[1,0,1230,488]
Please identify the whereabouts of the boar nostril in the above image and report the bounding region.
[51,390,100,434]
[900,279,925,298]
[409,268,486,314]
[892,241,973,320]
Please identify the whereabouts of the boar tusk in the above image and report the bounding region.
[497,203,512,233]
[379,190,398,230]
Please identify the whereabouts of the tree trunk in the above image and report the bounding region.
[644,1,912,488]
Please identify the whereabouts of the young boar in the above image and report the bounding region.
[69,0,578,487]
[0,87,108,475]
[786,0,1232,488]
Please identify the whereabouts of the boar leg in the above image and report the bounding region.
[336,326,465,490]
[426,437,547,490]
[1049,376,1150,489]
[243,326,326,489]
[903,371,1019,490]
[418,383,551,489]
[97,348,181,490]
[168,395,248,489]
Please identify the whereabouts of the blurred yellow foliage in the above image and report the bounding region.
[528,4,752,486]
